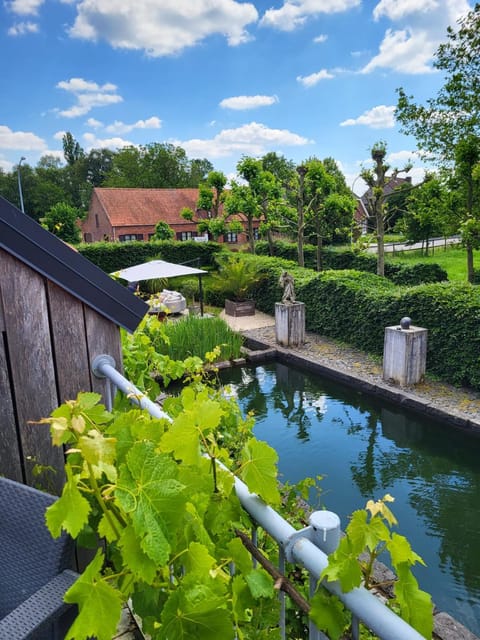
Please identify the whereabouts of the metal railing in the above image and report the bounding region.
[92,355,425,640]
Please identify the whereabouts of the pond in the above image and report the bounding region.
[219,361,480,636]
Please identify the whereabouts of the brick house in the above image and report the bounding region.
[355,176,412,234]
[81,187,259,246]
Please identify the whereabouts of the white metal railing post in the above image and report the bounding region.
[92,356,427,640]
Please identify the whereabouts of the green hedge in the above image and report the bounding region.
[77,240,224,274]
[255,241,448,285]
[231,255,480,389]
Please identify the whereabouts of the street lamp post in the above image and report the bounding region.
[17,156,26,213]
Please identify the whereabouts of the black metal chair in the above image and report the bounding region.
[0,476,79,639]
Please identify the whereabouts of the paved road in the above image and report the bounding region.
[366,236,461,253]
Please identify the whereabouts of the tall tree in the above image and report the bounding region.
[231,157,284,254]
[396,5,480,281]
[361,142,411,276]
[181,170,232,240]
[41,202,82,243]
[62,132,85,166]
[303,158,356,270]
[399,175,451,254]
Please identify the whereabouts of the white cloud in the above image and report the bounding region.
[8,21,38,35]
[340,105,396,128]
[85,118,103,129]
[83,132,135,151]
[313,34,328,43]
[56,77,123,117]
[0,125,47,151]
[104,117,162,134]
[364,1,472,76]
[220,95,279,110]
[7,0,43,16]
[373,0,439,21]
[57,78,117,93]
[53,130,66,140]
[297,69,334,87]
[69,0,258,56]
[176,121,313,158]
[361,28,436,74]
[260,0,360,31]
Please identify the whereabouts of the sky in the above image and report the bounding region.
[0,0,473,194]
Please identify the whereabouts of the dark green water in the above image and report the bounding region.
[219,361,480,636]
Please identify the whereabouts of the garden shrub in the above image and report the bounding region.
[255,241,446,284]
[77,240,223,273]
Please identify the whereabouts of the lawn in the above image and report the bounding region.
[387,245,480,282]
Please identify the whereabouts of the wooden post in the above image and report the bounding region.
[275,302,305,347]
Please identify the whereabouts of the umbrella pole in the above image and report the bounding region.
[198,275,204,317]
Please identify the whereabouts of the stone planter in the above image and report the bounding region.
[225,299,256,317]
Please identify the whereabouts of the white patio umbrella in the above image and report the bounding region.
[111,259,207,315]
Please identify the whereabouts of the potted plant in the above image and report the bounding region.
[214,255,261,317]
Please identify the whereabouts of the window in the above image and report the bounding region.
[224,232,238,243]
[253,228,260,240]
[83,232,92,242]
[177,231,197,241]
[95,214,99,228]
[119,234,144,242]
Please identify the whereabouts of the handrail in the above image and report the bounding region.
[92,355,425,640]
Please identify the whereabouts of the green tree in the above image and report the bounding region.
[63,132,85,166]
[399,175,451,253]
[41,201,82,243]
[181,171,232,240]
[303,158,356,270]
[227,157,284,254]
[396,5,480,281]
[152,220,175,241]
[361,142,411,276]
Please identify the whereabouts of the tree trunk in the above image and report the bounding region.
[467,243,475,283]
[375,200,385,277]
[297,166,306,268]
[248,216,255,254]
[267,228,275,256]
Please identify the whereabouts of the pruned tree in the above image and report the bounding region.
[360,142,411,276]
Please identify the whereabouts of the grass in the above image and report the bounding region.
[387,245,479,282]
[159,315,244,362]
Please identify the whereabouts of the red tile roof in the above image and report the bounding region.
[94,188,201,227]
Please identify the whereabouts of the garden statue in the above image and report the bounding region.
[279,271,295,304]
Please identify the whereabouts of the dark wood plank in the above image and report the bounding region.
[0,337,23,481]
[84,307,123,402]
[47,281,92,402]
[1,253,64,492]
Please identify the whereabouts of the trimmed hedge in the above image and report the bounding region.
[255,241,448,285]
[232,255,480,389]
[77,240,224,274]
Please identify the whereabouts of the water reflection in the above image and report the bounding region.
[219,362,480,635]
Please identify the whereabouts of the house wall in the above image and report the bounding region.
[0,249,123,494]
[82,190,113,242]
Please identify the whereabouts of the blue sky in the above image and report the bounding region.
[0,0,473,193]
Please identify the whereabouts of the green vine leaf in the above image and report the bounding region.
[238,438,281,505]
[46,466,91,538]
[64,550,123,640]
[116,442,186,564]
[394,563,433,639]
[388,532,425,568]
[118,524,158,584]
[78,430,117,481]
[320,539,363,592]
[244,568,274,599]
[309,589,349,640]
[159,584,234,640]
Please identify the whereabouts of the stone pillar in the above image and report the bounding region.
[275,302,305,347]
[383,318,427,386]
